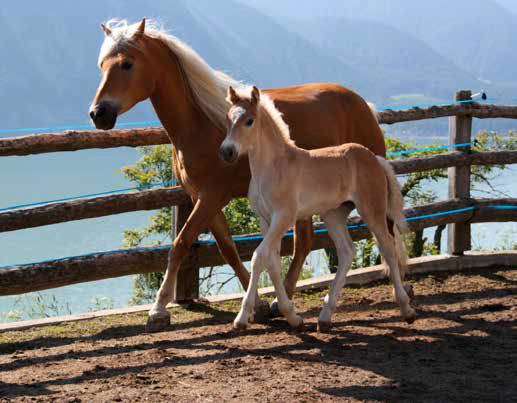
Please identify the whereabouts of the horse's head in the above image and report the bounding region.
[220,86,260,164]
[89,19,156,130]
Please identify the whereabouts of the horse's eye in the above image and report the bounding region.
[245,118,254,127]
[121,61,133,71]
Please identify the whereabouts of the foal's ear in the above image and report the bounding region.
[251,86,260,105]
[226,86,240,105]
[100,24,112,37]
[132,18,146,39]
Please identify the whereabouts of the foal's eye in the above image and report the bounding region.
[121,61,133,71]
[245,118,254,127]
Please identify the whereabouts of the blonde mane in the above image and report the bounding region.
[259,93,295,146]
[98,19,241,129]
[234,87,295,146]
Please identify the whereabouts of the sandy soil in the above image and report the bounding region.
[0,267,516,402]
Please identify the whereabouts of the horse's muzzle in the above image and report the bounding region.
[219,144,238,164]
[89,101,118,130]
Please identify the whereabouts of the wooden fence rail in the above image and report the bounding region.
[1,197,515,296]
[1,103,517,156]
[1,150,516,233]
[1,90,516,301]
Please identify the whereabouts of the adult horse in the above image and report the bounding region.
[89,19,386,332]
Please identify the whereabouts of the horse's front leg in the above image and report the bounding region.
[146,196,223,332]
[256,212,303,329]
[209,211,271,321]
[271,218,313,317]
[234,215,270,330]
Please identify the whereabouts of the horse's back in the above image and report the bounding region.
[263,83,385,157]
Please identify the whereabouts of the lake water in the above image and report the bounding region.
[1,131,515,322]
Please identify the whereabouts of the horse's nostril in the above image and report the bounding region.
[89,110,95,120]
[97,106,106,118]
[220,146,236,162]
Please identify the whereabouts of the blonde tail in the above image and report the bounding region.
[376,156,408,278]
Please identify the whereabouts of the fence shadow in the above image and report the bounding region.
[1,265,515,401]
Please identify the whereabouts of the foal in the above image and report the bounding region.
[220,86,416,331]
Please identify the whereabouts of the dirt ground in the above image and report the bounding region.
[0,267,516,402]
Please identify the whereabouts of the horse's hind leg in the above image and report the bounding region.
[358,206,416,324]
[318,205,356,332]
[209,211,271,321]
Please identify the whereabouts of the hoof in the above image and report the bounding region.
[404,308,417,325]
[233,321,248,332]
[253,301,271,324]
[269,300,282,318]
[145,311,171,333]
[317,320,332,333]
[404,284,415,302]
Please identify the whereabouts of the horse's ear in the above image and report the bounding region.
[101,24,112,37]
[251,86,260,105]
[226,86,240,104]
[132,18,146,39]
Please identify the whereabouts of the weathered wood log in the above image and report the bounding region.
[0,127,169,156]
[2,250,515,332]
[448,90,472,255]
[1,151,515,233]
[0,186,191,232]
[1,104,517,156]
[378,103,517,124]
[175,202,200,302]
[0,197,514,296]
[390,150,517,174]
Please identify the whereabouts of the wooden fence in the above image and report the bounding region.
[1,90,516,300]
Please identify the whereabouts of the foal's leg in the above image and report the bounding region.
[318,205,356,332]
[357,206,416,324]
[146,197,223,332]
[271,218,313,317]
[235,212,303,330]
[267,241,304,330]
[209,211,271,321]
[233,241,264,330]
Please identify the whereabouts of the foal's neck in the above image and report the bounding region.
[250,109,295,170]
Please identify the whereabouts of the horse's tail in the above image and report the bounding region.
[376,156,408,278]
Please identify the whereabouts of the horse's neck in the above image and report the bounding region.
[148,43,221,150]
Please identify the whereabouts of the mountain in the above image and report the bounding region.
[238,0,517,97]
[1,0,515,135]
[495,0,517,16]
[282,17,479,101]
[0,0,372,132]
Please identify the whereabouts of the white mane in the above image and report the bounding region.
[98,19,241,129]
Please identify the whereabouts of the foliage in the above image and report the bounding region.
[120,131,516,303]
[0,293,72,322]
[88,296,115,312]
[0,293,119,322]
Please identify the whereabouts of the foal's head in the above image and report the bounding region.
[220,86,261,164]
[89,19,157,130]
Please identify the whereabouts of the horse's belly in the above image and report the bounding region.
[297,191,345,219]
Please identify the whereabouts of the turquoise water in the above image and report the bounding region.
[0,134,515,322]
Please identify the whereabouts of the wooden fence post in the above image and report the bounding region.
[173,201,200,302]
[447,90,472,255]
